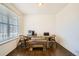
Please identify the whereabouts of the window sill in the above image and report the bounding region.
[0,36,18,46]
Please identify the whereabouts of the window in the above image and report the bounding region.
[0,4,19,43]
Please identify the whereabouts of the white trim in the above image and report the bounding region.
[0,36,18,45]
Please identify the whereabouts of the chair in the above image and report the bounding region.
[19,35,26,48]
[43,32,49,36]
[50,35,56,48]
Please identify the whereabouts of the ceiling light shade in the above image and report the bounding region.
[38,3,43,7]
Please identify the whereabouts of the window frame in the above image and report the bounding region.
[0,4,19,45]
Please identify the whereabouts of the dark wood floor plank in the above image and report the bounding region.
[7,43,75,56]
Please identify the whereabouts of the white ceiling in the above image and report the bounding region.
[14,3,68,15]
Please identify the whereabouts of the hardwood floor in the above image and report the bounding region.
[7,43,75,56]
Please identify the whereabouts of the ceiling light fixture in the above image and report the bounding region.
[38,3,43,7]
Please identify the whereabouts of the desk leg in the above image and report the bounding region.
[43,48,46,51]
[43,45,46,51]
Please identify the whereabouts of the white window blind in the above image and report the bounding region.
[0,4,19,43]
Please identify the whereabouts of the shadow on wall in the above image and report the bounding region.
[56,35,65,46]
[56,35,78,56]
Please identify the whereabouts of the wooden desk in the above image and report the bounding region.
[26,35,56,51]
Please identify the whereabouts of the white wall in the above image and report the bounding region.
[56,4,79,55]
[24,14,56,36]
